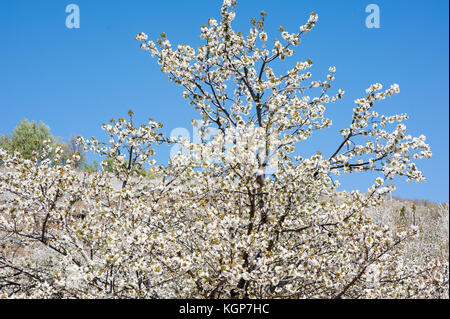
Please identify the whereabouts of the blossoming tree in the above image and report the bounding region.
[0,0,448,298]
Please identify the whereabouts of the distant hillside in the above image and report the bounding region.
[366,197,449,267]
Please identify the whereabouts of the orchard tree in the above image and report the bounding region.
[0,0,447,299]
[135,0,445,298]
[0,116,170,298]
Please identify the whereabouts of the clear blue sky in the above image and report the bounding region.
[0,0,448,202]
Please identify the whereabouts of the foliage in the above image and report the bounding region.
[82,159,99,173]
[60,136,86,169]
[0,120,86,168]
[0,119,56,162]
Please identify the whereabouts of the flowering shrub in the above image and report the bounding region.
[0,0,448,298]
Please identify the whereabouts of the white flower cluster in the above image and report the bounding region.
[300,12,318,33]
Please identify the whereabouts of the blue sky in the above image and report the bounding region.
[0,0,448,202]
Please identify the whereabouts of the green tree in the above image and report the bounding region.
[59,135,86,168]
[0,119,55,161]
[102,156,115,173]
[83,159,99,173]
[0,135,11,152]
[0,120,87,168]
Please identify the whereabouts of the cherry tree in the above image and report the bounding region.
[135,0,446,298]
[0,0,447,299]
